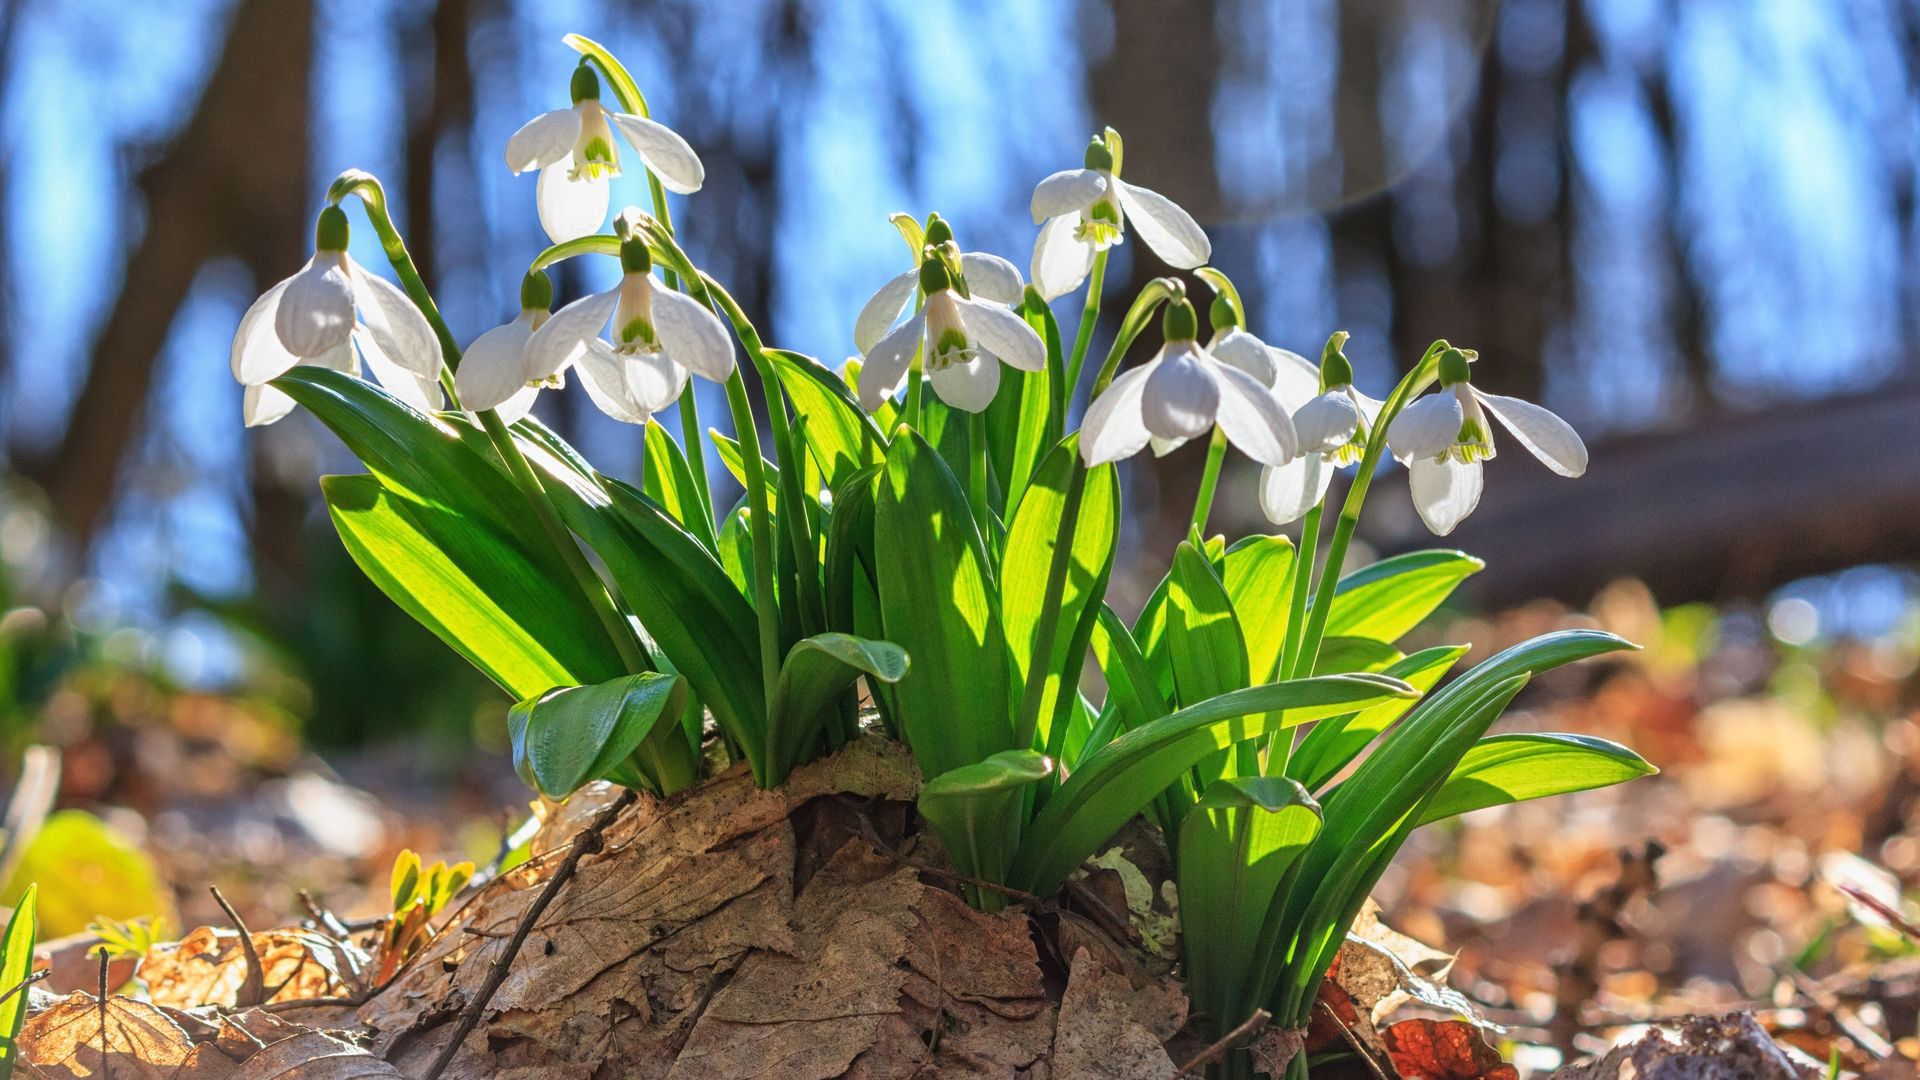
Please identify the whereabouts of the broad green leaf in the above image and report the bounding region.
[1009,673,1416,896]
[875,433,1015,779]
[322,474,622,698]
[1311,636,1403,675]
[1003,442,1118,753]
[1168,541,1248,706]
[1178,778,1319,1040]
[766,633,909,785]
[508,672,690,797]
[717,505,754,595]
[1318,549,1483,644]
[991,290,1064,512]
[1417,733,1656,825]
[708,428,781,493]
[1090,604,1171,734]
[1222,536,1295,684]
[770,350,887,489]
[643,419,717,550]
[1288,646,1465,791]
[0,883,35,1075]
[389,850,421,911]
[1132,534,1226,705]
[918,750,1055,911]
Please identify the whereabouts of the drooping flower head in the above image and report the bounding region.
[857,242,1046,414]
[230,205,444,426]
[1259,331,1387,525]
[504,63,705,243]
[1080,294,1297,467]
[454,270,556,424]
[855,213,1026,355]
[1147,285,1323,458]
[1029,132,1211,300]
[1384,347,1588,535]
[519,222,735,424]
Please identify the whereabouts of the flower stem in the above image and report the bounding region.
[327,171,653,678]
[1278,504,1322,682]
[1190,427,1228,535]
[1061,249,1109,398]
[903,351,925,434]
[723,369,784,745]
[968,409,990,527]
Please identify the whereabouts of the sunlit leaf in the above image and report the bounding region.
[1417,732,1656,825]
[508,672,690,797]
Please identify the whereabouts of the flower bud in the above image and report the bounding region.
[923,214,954,248]
[570,63,602,105]
[1320,331,1354,390]
[314,205,350,253]
[520,269,554,312]
[1437,347,1472,387]
[619,236,652,275]
[1083,136,1114,173]
[1161,297,1198,343]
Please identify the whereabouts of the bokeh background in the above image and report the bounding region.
[0,1,1919,1034]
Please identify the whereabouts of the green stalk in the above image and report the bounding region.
[967,409,989,529]
[1190,427,1228,535]
[326,171,653,679]
[1061,249,1109,398]
[1277,505,1322,682]
[722,369,784,746]
[903,351,925,434]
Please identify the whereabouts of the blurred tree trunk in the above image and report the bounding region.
[22,0,313,548]
[402,0,481,289]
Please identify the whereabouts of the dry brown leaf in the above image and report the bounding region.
[17,991,236,1078]
[1381,1018,1518,1080]
[1550,1012,1822,1080]
[1049,947,1183,1080]
[223,1030,401,1078]
[141,927,367,1010]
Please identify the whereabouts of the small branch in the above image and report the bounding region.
[419,789,637,1080]
[259,995,369,1014]
[209,887,266,1008]
[96,948,109,1078]
[1174,1008,1270,1077]
[0,967,47,1011]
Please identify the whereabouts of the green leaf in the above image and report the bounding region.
[1288,645,1465,791]
[1009,673,1416,896]
[389,850,421,911]
[918,750,1056,911]
[1003,443,1118,753]
[986,290,1064,514]
[1090,604,1172,735]
[1310,636,1404,675]
[766,633,909,786]
[2,811,171,939]
[875,433,1015,779]
[770,350,887,489]
[643,419,717,550]
[0,883,37,1076]
[508,672,690,797]
[1178,778,1319,1038]
[1168,540,1249,706]
[1418,733,1656,825]
[709,428,781,493]
[321,474,622,698]
[1318,549,1483,644]
[1222,536,1296,684]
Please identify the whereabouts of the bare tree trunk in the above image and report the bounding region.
[402,0,478,288]
[22,0,314,545]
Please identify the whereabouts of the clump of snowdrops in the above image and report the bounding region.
[231,36,1652,1078]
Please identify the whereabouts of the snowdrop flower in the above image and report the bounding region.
[1259,332,1387,525]
[854,215,1025,354]
[230,205,444,426]
[1080,297,1296,467]
[1385,348,1588,535]
[519,234,734,424]
[453,271,556,424]
[858,255,1047,414]
[504,64,705,244]
[1029,135,1210,300]
[1147,294,1322,457]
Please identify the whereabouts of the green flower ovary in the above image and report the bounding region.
[571,135,618,180]
[617,317,659,352]
[1444,416,1495,463]
[1075,195,1123,249]
[928,325,976,370]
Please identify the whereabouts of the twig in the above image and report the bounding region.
[1835,883,1920,943]
[461,926,513,939]
[260,995,369,1014]
[419,789,636,1080]
[209,887,266,1008]
[1174,1008,1270,1077]
[0,967,47,1011]
[296,889,360,941]
[855,818,1043,906]
[96,948,109,1079]
[1320,997,1390,1080]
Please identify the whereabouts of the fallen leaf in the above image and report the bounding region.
[141,927,367,1010]
[1382,1018,1518,1080]
[17,991,235,1078]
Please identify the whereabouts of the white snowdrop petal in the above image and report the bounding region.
[456,320,535,412]
[959,252,1025,305]
[855,269,918,354]
[1140,346,1219,442]
[523,290,619,382]
[243,383,296,428]
[494,385,541,425]
[957,297,1046,372]
[274,257,355,357]
[536,158,611,243]
[232,277,299,384]
[505,108,581,173]
[1208,328,1277,387]
[651,287,735,381]
[1149,434,1189,457]
[1114,180,1211,268]
[1386,394,1464,462]
[350,259,442,378]
[575,339,652,424]
[1211,359,1297,466]
[1030,214,1096,301]
[1350,386,1387,426]
[1260,453,1333,526]
[1408,456,1483,536]
[1270,347,1324,413]
[1476,389,1589,477]
[1293,391,1361,453]
[1080,363,1156,465]
[358,329,442,413]
[627,350,692,413]
[609,112,706,194]
[1029,169,1107,223]
[928,355,1001,413]
[857,312,923,412]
